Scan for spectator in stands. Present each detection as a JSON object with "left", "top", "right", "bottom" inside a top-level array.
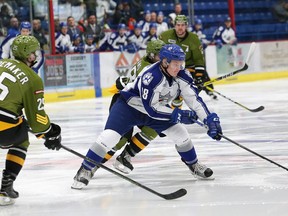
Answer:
[
  {"left": 0, "top": 21, "right": 31, "bottom": 59},
  {"left": 150, "top": 11, "right": 157, "bottom": 23},
  {"left": 112, "top": 2, "right": 125, "bottom": 25},
  {"left": 32, "top": 19, "right": 48, "bottom": 49},
  {"left": 70, "top": 33, "right": 85, "bottom": 53},
  {"left": 85, "top": 14, "right": 105, "bottom": 44},
  {"left": 272, "top": 0, "right": 288, "bottom": 22},
  {"left": 84, "top": 0, "right": 96, "bottom": 16},
  {"left": 130, "top": 0, "right": 144, "bottom": 21},
  {"left": 126, "top": 22, "right": 144, "bottom": 52},
  {"left": 0, "top": 5, "right": 12, "bottom": 31},
  {"left": 84, "top": 34, "right": 97, "bottom": 53},
  {"left": 168, "top": 3, "right": 182, "bottom": 28},
  {"left": 77, "top": 17, "right": 87, "bottom": 33},
  {"left": 156, "top": 11, "right": 168, "bottom": 36},
  {"left": 107, "top": 23, "right": 127, "bottom": 51},
  {"left": 67, "top": 16, "right": 83, "bottom": 42},
  {"left": 96, "top": 0, "right": 117, "bottom": 26},
  {"left": 7, "top": 17, "right": 19, "bottom": 36},
  {"left": 212, "top": 16, "right": 238, "bottom": 67},
  {"left": 0, "top": 0, "right": 14, "bottom": 17},
  {"left": 55, "top": 22, "right": 72, "bottom": 54},
  {"left": 212, "top": 16, "right": 237, "bottom": 48},
  {"left": 142, "top": 22, "right": 157, "bottom": 49},
  {"left": 191, "top": 19, "right": 210, "bottom": 49},
  {"left": 127, "top": 17, "right": 137, "bottom": 30},
  {"left": 139, "top": 10, "right": 151, "bottom": 32},
  {"left": 0, "top": 21, "right": 44, "bottom": 73},
  {"left": 112, "top": 2, "right": 131, "bottom": 26},
  {"left": 54, "top": 18, "right": 61, "bottom": 33}
]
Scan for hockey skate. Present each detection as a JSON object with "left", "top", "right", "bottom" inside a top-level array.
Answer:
[
  {"left": 182, "top": 159, "right": 214, "bottom": 180},
  {"left": 71, "top": 166, "right": 93, "bottom": 190},
  {"left": 0, "top": 170, "right": 18, "bottom": 206},
  {"left": 113, "top": 149, "right": 134, "bottom": 174}
]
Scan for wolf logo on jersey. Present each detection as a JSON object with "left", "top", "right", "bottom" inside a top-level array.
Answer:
[{"left": 142, "top": 72, "right": 153, "bottom": 85}]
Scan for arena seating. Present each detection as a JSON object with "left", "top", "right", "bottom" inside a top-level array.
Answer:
[{"left": 143, "top": 0, "right": 288, "bottom": 42}]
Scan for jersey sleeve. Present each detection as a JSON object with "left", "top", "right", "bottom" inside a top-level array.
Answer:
[
  {"left": 177, "top": 70, "right": 211, "bottom": 121},
  {"left": 189, "top": 34, "right": 205, "bottom": 67},
  {"left": 22, "top": 73, "right": 51, "bottom": 134},
  {"left": 0, "top": 36, "right": 14, "bottom": 59}
]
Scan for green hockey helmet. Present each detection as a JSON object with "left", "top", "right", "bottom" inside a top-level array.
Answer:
[
  {"left": 11, "top": 35, "right": 40, "bottom": 61},
  {"left": 146, "top": 39, "right": 166, "bottom": 60},
  {"left": 174, "top": 15, "right": 188, "bottom": 25}
]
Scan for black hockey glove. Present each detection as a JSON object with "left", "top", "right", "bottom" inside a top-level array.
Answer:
[
  {"left": 115, "top": 76, "right": 130, "bottom": 90},
  {"left": 194, "top": 69, "right": 205, "bottom": 88},
  {"left": 44, "top": 123, "right": 62, "bottom": 150}
]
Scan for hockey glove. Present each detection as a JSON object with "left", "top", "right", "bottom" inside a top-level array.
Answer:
[
  {"left": 171, "top": 108, "right": 198, "bottom": 124},
  {"left": 115, "top": 76, "right": 130, "bottom": 90},
  {"left": 215, "top": 39, "right": 223, "bottom": 49},
  {"left": 204, "top": 113, "right": 222, "bottom": 141},
  {"left": 194, "top": 69, "right": 205, "bottom": 88},
  {"left": 44, "top": 123, "right": 62, "bottom": 150}
]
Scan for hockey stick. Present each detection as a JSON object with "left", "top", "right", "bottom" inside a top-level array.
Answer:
[
  {"left": 218, "top": 134, "right": 288, "bottom": 172},
  {"left": 194, "top": 120, "right": 288, "bottom": 172},
  {"left": 205, "top": 86, "right": 265, "bottom": 112},
  {"left": 203, "top": 42, "right": 256, "bottom": 87},
  {"left": 61, "top": 144, "right": 187, "bottom": 200}
]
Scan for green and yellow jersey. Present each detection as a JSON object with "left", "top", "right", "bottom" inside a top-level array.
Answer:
[
  {"left": 128, "top": 55, "right": 152, "bottom": 82},
  {"left": 159, "top": 29, "right": 205, "bottom": 68},
  {"left": 109, "top": 55, "right": 153, "bottom": 94},
  {"left": 0, "top": 59, "right": 50, "bottom": 133}
]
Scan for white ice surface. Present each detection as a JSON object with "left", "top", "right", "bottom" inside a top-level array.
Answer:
[{"left": 1, "top": 78, "right": 288, "bottom": 216}]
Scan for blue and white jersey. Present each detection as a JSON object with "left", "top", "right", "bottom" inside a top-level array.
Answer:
[
  {"left": 108, "top": 32, "right": 127, "bottom": 51},
  {"left": 0, "top": 34, "right": 44, "bottom": 73},
  {"left": 55, "top": 32, "right": 72, "bottom": 53},
  {"left": 156, "top": 22, "right": 169, "bottom": 36},
  {"left": 212, "top": 26, "right": 236, "bottom": 45},
  {"left": 121, "top": 62, "right": 211, "bottom": 121},
  {"left": 84, "top": 43, "right": 96, "bottom": 53},
  {"left": 141, "top": 32, "right": 157, "bottom": 49},
  {"left": 0, "top": 34, "right": 15, "bottom": 59},
  {"left": 138, "top": 20, "right": 150, "bottom": 33},
  {"left": 126, "top": 31, "right": 145, "bottom": 49}
]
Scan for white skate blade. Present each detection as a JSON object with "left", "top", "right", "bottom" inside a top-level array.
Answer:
[
  {"left": 0, "top": 193, "right": 15, "bottom": 206},
  {"left": 71, "top": 180, "right": 86, "bottom": 190},
  {"left": 191, "top": 172, "right": 215, "bottom": 180},
  {"left": 113, "top": 160, "right": 132, "bottom": 174}
]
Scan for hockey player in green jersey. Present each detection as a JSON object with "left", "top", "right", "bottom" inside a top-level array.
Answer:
[
  {"left": 0, "top": 35, "right": 62, "bottom": 205},
  {"left": 159, "top": 15, "right": 217, "bottom": 100}
]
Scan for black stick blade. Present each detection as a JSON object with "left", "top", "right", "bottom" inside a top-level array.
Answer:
[
  {"left": 250, "top": 106, "right": 265, "bottom": 112},
  {"left": 161, "top": 188, "right": 187, "bottom": 200}
]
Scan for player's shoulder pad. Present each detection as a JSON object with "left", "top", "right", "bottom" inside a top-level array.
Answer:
[
  {"left": 1, "top": 34, "right": 16, "bottom": 45},
  {"left": 110, "top": 32, "right": 118, "bottom": 39},
  {"left": 177, "top": 69, "right": 194, "bottom": 83},
  {"left": 218, "top": 26, "right": 224, "bottom": 31},
  {"left": 141, "top": 63, "right": 162, "bottom": 87}
]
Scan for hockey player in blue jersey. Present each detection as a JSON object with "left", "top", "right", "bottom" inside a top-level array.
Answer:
[
  {"left": 72, "top": 44, "right": 222, "bottom": 189},
  {"left": 0, "top": 21, "right": 44, "bottom": 73}
]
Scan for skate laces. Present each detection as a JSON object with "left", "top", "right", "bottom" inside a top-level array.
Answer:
[
  {"left": 192, "top": 162, "right": 207, "bottom": 173},
  {"left": 123, "top": 152, "right": 131, "bottom": 162}
]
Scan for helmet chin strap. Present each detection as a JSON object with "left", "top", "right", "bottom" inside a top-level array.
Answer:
[{"left": 160, "top": 59, "right": 171, "bottom": 77}]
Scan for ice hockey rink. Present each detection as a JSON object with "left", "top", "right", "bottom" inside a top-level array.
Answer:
[{"left": 1, "top": 78, "right": 288, "bottom": 216}]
